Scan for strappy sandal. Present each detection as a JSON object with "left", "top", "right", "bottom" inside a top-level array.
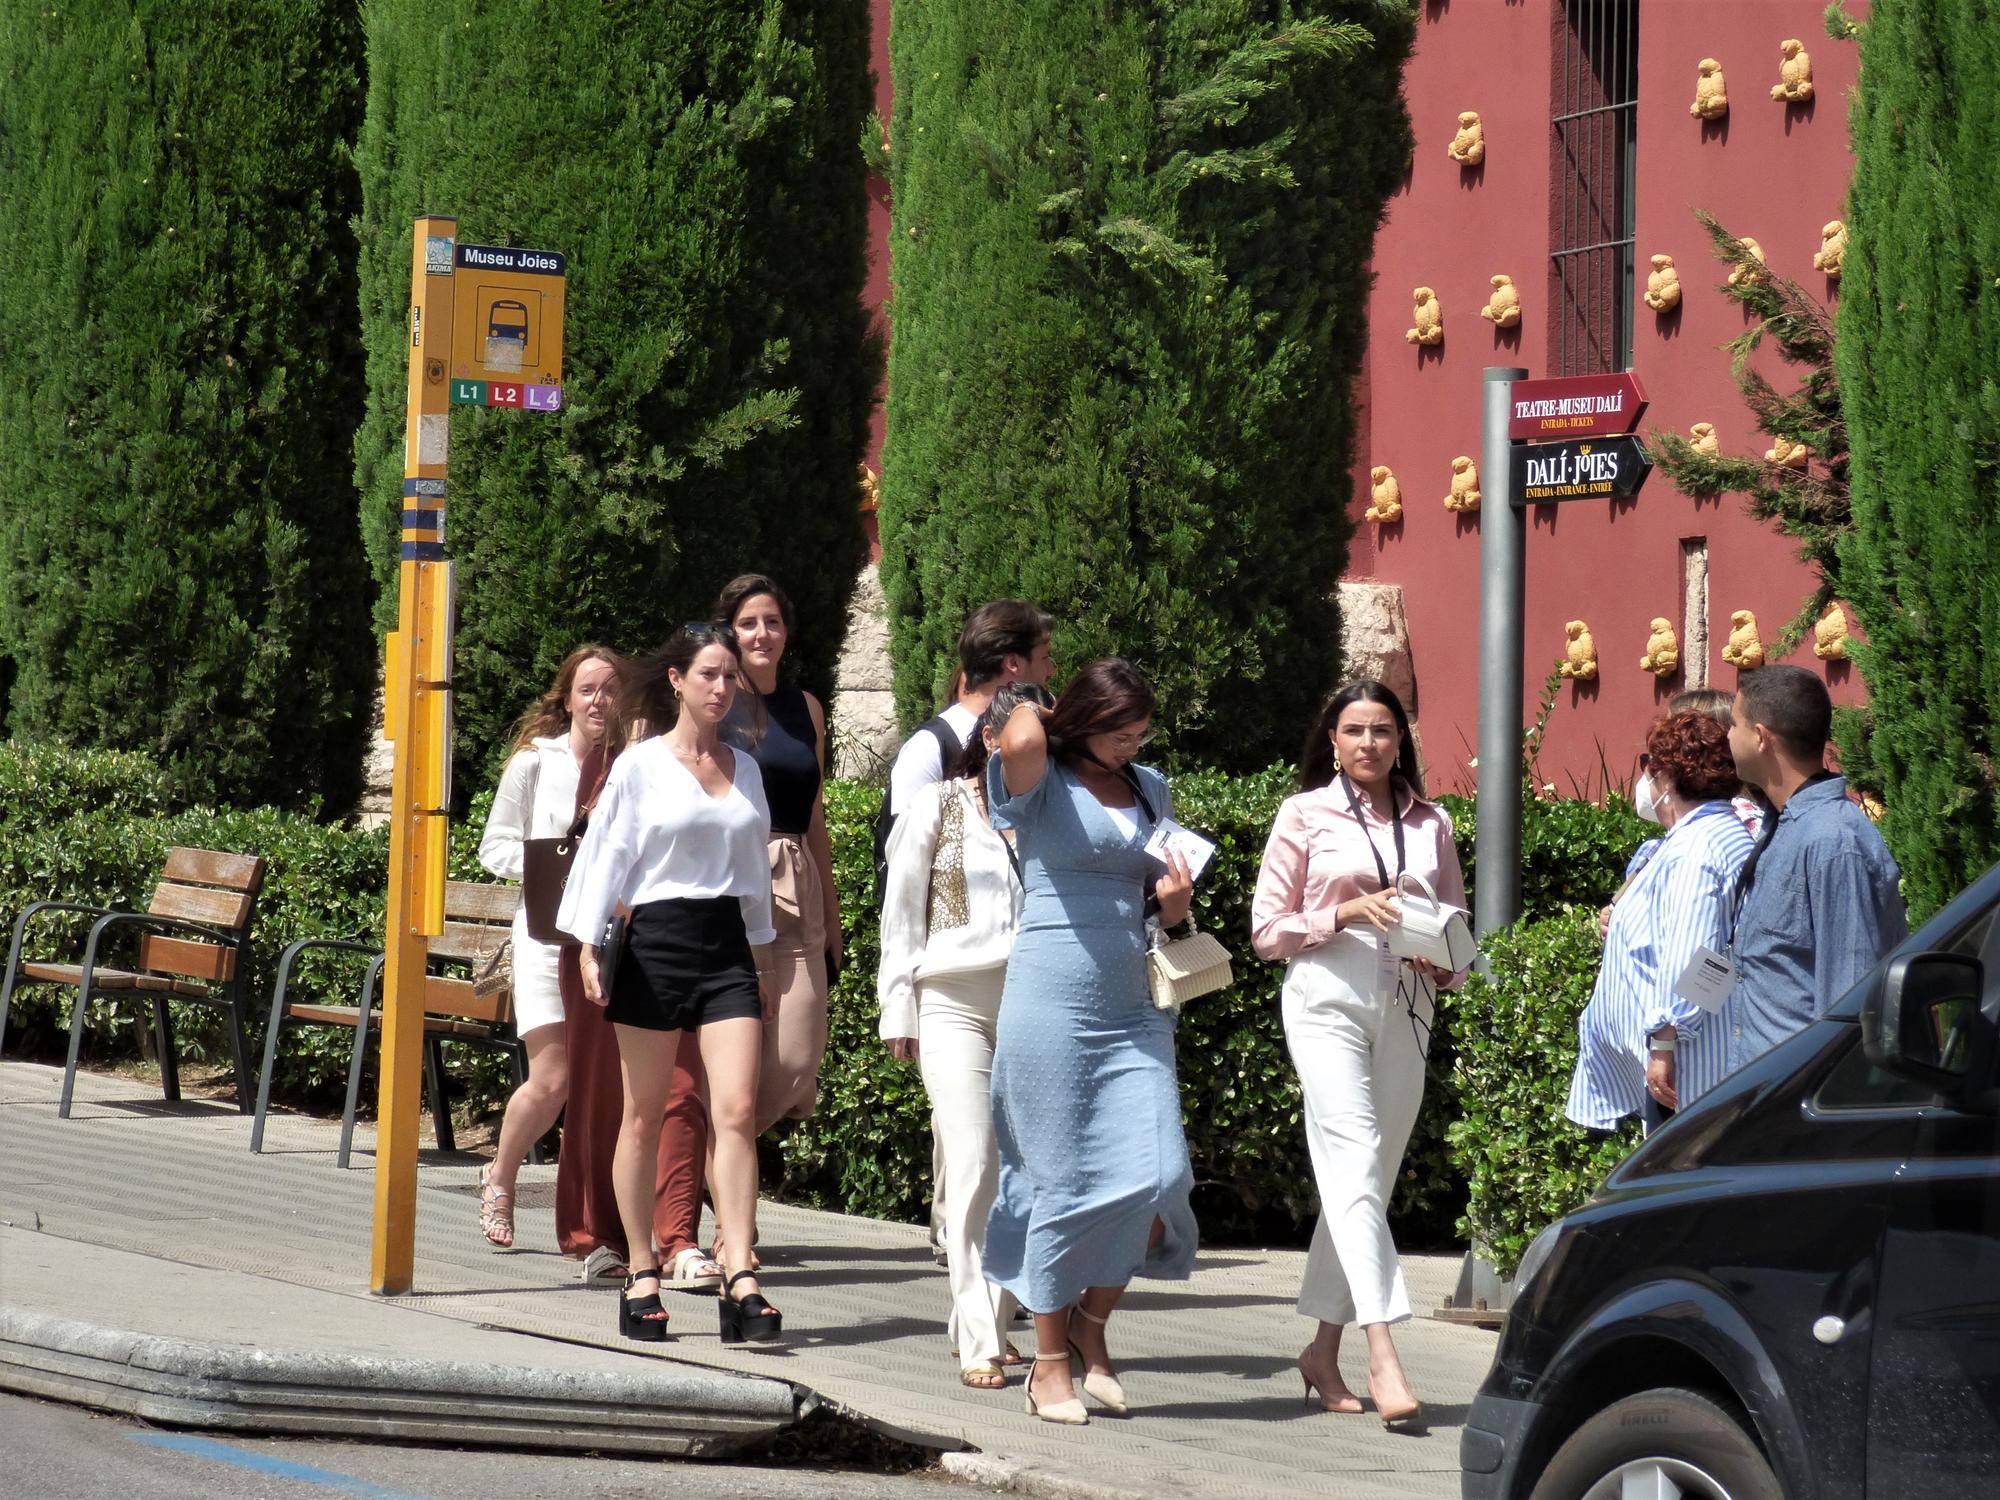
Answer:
[
  {"left": 1068, "top": 1305, "right": 1128, "bottom": 1414},
  {"left": 477, "top": 1167, "right": 514, "bottom": 1249},
  {"left": 618, "top": 1268, "right": 670, "bottom": 1342},
  {"left": 718, "top": 1269, "right": 782, "bottom": 1345},
  {"left": 960, "top": 1360, "right": 1006, "bottom": 1389},
  {"left": 666, "top": 1245, "right": 723, "bottom": 1291}
]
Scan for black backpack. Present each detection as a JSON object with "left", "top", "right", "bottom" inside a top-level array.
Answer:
[{"left": 873, "top": 715, "right": 966, "bottom": 899}]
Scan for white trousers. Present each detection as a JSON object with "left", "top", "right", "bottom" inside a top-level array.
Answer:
[
  {"left": 917, "top": 968, "right": 1015, "bottom": 1365},
  {"left": 1282, "top": 937, "right": 1434, "bottom": 1328}
]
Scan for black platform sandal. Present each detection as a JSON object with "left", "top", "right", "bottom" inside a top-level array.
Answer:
[
  {"left": 619, "top": 1268, "right": 670, "bottom": 1342},
  {"left": 718, "top": 1268, "right": 783, "bottom": 1345}
]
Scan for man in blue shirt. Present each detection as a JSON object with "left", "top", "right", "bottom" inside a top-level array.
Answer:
[{"left": 1725, "top": 666, "right": 1906, "bottom": 1070}]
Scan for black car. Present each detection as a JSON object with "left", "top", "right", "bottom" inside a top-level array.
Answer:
[{"left": 1462, "top": 863, "right": 2000, "bottom": 1500}]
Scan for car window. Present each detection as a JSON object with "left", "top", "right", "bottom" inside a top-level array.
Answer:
[
  {"left": 1813, "top": 905, "right": 1999, "bottom": 1112},
  {"left": 1814, "top": 1034, "right": 1940, "bottom": 1109}
]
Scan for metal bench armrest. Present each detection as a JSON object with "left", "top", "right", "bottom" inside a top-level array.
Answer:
[
  {"left": 4, "top": 902, "right": 118, "bottom": 994},
  {"left": 78, "top": 911, "right": 244, "bottom": 992},
  {"left": 272, "top": 938, "right": 386, "bottom": 1018}
]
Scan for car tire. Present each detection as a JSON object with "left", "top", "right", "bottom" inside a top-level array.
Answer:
[{"left": 1527, "top": 1387, "right": 1781, "bottom": 1500}]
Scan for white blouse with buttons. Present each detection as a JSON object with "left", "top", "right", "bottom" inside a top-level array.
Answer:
[{"left": 557, "top": 737, "right": 776, "bottom": 949}]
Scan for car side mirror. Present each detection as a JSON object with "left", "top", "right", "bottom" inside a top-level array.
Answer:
[{"left": 1863, "top": 952, "right": 1995, "bottom": 1098}]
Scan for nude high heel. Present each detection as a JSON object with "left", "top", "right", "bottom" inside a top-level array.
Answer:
[
  {"left": 1295, "top": 1349, "right": 1364, "bottom": 1414},
  {"left": 1024, "top": 1352, "right": 1088, "bottom": 1426},
  {"left": 1068, "top": 1306, "right": 1128, "bottom": 1414}
]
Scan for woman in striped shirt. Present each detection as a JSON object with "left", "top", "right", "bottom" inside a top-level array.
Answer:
[{"left": 1566, "top": 711, "right": 1756, "bottom": 1134}]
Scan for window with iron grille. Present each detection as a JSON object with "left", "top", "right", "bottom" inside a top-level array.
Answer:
[{"left": 1549, "top": 0, "right": 1639, "bottom": 376}]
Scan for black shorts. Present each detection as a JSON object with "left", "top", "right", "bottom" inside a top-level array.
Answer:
[{"left": 607, "top": 896, "right": 762, "bottom": 1032}]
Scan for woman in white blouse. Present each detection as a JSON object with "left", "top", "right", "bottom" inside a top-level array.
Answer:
[
  {"left": 878, "top": 681, "right": 1049, "bottom": 1391},
  {"left": 474, "top": 645, "right": 621, "bottom": 1250},
  {"left": 558, "top": 623, "right": 783, "bottom": 1345}
]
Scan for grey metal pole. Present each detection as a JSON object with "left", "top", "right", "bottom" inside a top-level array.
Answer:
[{"left": 1475, "top": 367, "right": 1528, "bottom": 952}]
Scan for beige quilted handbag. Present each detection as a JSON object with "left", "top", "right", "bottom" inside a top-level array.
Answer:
[{"left": 1146, "top": 928, "right": 1234, "bottom": 1012}]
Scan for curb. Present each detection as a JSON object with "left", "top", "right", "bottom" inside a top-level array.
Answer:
[
  {"left": 941, "top": 1450, "right": 1152, "bottom": 1500},
  {"left": 0, "top": 1305, "right": 803, "bottom": 1459}
]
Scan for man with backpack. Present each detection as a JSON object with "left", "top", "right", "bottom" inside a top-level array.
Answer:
[
  {"left": 875, "top": 599, "right": 1055, "bottom": 888},
  {"left": 874, "top": 598, "right": 1053, "bottom": 1266}
]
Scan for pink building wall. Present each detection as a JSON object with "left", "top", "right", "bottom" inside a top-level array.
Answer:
[
  {"left": 1352, "top": 1, "right": 1862, "bottom": 793},
  {"left": 859, "top": 2, "right": 1862, "bottom": 786}
]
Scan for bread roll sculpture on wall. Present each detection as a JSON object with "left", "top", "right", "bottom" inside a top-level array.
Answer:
[
  {"left": 1641, "top": 619, "right": 1681, "bottom": 678},
  {"left": 1559, "top": 621, "right": 1599, "bottom": 681},
  {"left": 1814, "top": 220, "right": 1847, "bottom": 279},
  {"left": 1447, "top": 111, "right": 1485, "bottom": 166},
  {"left": 1813, "top": 601, "right": 1850, "bottom": 661},
  {"left": 1481, "top": 274, "right": 1521, "bottom": 329},
  {"left": 1406, "top": 286, "right": 1443, "bottom": 346},
  {"left": 1727, "top": 236, "right": 1767, "bottom": 289},
  {"left": 1689, "top": 421, "right": 1721, "bottom": 456},
  {"left": 1765, "top": 437, "right": 1809, "bottom": 469},
  {"left": 1691, "top": 58, "right": 1729, "bottom": 120},
  {"left": 1366, "top": 465, "right": 1404, "bottom": 524},
  {"left": 1445, "top": 455, "right": 1481, "bottom": 513},
  {"left": 1723, "top": 610, "right": 1766, "bottom": 670},
  {"left": 1772, "top": 39, "right": 1814, "bottom": 103},
  {"left": 1646, "top": 254, "right": 1683, "bottom": 313}
]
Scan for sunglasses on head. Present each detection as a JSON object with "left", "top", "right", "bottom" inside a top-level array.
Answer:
[{"left": 679, "top": 621, "right": 734, "bottom": 644}]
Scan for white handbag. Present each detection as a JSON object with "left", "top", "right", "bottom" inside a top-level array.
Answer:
[
  {"left": 1146, "top": 927, "right": 1234, "bottom": 1012},
  {"left": 1387, "top": 872, "right": 1476, "bottom": 973}
]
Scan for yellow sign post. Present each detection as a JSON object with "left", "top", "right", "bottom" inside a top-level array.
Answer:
[{"left": 376, "top": 218, "right": 564, "bottom": 1295}]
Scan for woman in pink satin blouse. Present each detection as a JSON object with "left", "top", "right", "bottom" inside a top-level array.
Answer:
[{"left": 1250, "top": 680, "right": 1467, "bottom": 1433}]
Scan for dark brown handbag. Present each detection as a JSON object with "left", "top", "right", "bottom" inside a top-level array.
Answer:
[
  {"left": 520, "top": 748, "right": 611, "bottom": 944},
  {"left": 521, "top": 813, "right": 587, "bottom": 943}
]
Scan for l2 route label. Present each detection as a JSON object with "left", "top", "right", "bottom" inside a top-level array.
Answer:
[{"left": 450, "top": 379, "right": 562, "bottom": 410}]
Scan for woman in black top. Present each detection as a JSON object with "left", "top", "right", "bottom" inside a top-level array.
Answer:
[
  {"left": 652, "top": 574, "right": 841, "bottom": 1273},
  {"left": 719, "top": 576, "right": 842, "bottom": 1132}
]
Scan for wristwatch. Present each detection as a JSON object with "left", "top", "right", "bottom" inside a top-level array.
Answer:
[{"left": 1648, "top": 1033, "right": 1678, "bottom": 1054}]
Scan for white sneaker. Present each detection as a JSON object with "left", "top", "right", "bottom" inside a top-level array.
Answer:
[{"left": 579, "top": 1245, "right": 628, "bottom": 1283}]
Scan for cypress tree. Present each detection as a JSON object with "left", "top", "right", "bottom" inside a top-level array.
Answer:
[
  {"left": 354, "top": 2, "right": 876, "bottom": 794},
  {"left": 880, "top": 2, "right": 1413, "bottom": 766},
  {"left": 0, "top": 1, "right": 374, "bottom": 812},
  {"left": 1832, "top": 0, "right": 2000, "bottom": 920}
]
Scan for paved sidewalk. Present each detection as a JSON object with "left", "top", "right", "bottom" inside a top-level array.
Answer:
[{"left": 0, "top": 1062, "right": 1493, "bottom": 1498}]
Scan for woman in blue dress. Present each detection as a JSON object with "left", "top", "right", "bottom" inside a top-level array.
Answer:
[{"left": 986, "top": 658, "right": 1197, "bottom": 1425}]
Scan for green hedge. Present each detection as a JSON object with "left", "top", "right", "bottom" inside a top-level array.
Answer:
[
  {"left": 3, "top": 742, "right": 1648, "bottom": 1254},
  {"left": 0, "top": 745, "right": 503, "bottom": 1112},
  {"left": 1443, "top": 907, "right": 1642, "bottom": 1277}
]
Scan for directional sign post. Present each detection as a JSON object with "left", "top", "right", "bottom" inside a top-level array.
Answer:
[
  {"left": 375, "top": 219, "right": 564, "bottom": 1297},
  {"left": 1476, "top": 369, "right": 1650, "bottom": 950}
]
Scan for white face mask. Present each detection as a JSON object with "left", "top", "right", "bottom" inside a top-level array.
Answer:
[{"left": 1634, "top": 771, "right": 1663, "bottom": 826}]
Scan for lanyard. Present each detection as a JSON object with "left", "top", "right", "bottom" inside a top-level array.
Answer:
[
  {"left": 1341, "top": 773, "right": 1406, "bottom": 893},
  {"left": 1727, "top": 771, "right": 1835, "bottom": 943}
]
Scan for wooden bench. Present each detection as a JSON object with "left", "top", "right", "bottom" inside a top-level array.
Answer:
[
  {"left": 250, "top": 880, "right": 532, "bottom": 1168},
  {"left": 0, "top": 847, "right": 268, "bottom": 1118}
]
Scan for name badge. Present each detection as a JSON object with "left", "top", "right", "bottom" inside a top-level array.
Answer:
[
  {"left": 1375, "top": 933, "right": 1400, "bottom": 994},
  {"left": 1673, "top": 945, "right": 1738, "bottom": 1013}
]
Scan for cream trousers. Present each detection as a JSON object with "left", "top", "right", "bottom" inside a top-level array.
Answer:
[
  {"left": 1282, "top": 936, "right": 1434, "bottom": 1328},
  {"left": 917, "top": 967, "right": 1015, "bottom": 1365}
]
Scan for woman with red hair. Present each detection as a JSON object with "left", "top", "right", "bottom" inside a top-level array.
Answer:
[{"left": 1566, "top": 711, "right": 1756, "bottom": 1135}]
